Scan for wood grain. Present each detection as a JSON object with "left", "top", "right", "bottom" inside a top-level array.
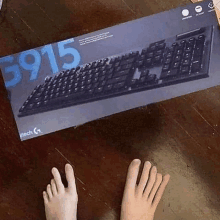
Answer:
[{"left": 0, "top": 0, "right": 220, "bottom": 219}]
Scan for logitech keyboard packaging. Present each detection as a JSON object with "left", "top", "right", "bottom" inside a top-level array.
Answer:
[{"left": 0, "top": 0, "right": 219, "bottom": 141}]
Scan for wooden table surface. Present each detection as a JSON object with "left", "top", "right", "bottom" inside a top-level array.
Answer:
[{"left": 0, "top": 0, "right": 220, "bottom": 219}]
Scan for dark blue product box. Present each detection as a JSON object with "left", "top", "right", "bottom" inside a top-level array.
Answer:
[{"left": 0, "top": 0, "right": 219, "bottom": 141}]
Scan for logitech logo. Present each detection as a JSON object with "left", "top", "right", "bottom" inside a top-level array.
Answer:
[{"left": 20, "top": 127, "right": 42, "bottom": 139}]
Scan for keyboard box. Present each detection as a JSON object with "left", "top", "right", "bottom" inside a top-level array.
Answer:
[{"left": 0, "top": 0, "right": 220, "bottom": 141}]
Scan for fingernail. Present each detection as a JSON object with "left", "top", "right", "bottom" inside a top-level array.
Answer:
[
  {"left": 66, "top": 164, "right": 72, "bottom": 169},
  {"left": 133, "top": 159, "right": 140, "bottom": 164}
]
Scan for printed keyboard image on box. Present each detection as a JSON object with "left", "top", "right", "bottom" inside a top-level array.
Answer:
[{"left": 18, "top": 25, "right": 214, "bottom": 117}]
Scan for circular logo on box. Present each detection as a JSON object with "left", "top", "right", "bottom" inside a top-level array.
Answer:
[
  {"left": 195, "top": 5, "right": 203, "bottom": 13},
  {"left": 182, "top": 9, "right": 189, "bottom": 16},
  {"left": 208, "top": 2, "right": 214, "bottom": 9}
]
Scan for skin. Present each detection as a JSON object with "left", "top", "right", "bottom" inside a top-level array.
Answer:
[
  {"left": 43, "top": 159, "right": 170, "bottom": 220},
  {"left": 120, "top": 159, "right": 170, "bottom": 220},
  {"left": 43, "top": 164, "right": 78, "bottom": 220}
]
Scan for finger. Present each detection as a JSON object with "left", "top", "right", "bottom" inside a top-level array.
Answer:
[
  {"left": 124, "top": 159, "right": 141, "bottom": 191},
  {"left": 47, "top": 184, "right": 53, "bottom": 199},
  {"left": 143, "top": 166, "right": 157, "bottom": 198},
  {"left": 52, "top": 167, "right": 64, "bottom": 193},
  {"left": 148, "top": 173, "right": 163, "bottom": 203},
  {"left": 51, "top": 179, "right": 57, "bottom": 195},
  {"left": 151, "top": 174, "right": 170, "bottom": 210},
  {"left": 65, "top": 164, "right": 77, "bottom": 192},
  {"left": 137, "top": 161, "right": 151, "bottom": 195},
  {"left": 43, "top": 191, "right": 49, "bottom": 204}
]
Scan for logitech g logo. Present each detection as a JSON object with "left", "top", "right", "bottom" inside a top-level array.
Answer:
[
  {"left": 20, "top": 127, "right": 42, "bottom": 139},
  {"left": 34, "top": 127, "right": 41, "bottom": 134}
]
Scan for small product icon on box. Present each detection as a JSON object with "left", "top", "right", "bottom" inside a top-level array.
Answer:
[
  {"left": 208, "top": 2, "right": 214, "bottom": 9},
  {"left": 182, "top": 9, "right": 190, "bottom": 16},
  {"left": 195, "top": 5, "right": 203, "bottom": 12}
]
